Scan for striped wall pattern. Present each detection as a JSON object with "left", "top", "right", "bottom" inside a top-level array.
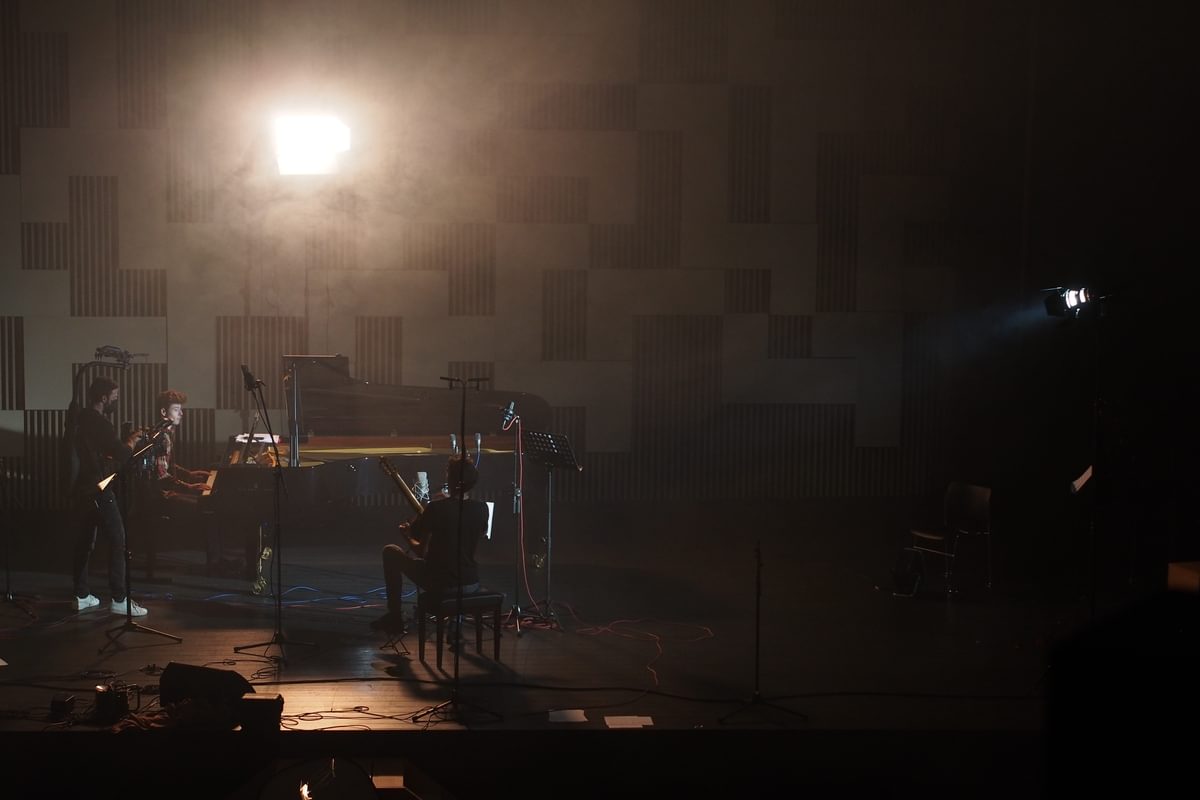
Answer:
[
  {"left": 20, "top": 223, "right": 69, "bottom": 270},
  {"left": 447, "top": 361, "right": 494, "bottom": 388},
  {"left": 640, "top": 0, "right": 728, "bottom": 83},
  {"left": 215, "top": 316, "right": 308, "bottom": 410},
  {"left": 816, "top": 133, "right": 859, "bottom": 312},
  {"left": 116, "top": 0, "right": 169, "bottom": 129},
  {"left": 448, "top": 252, "right": 496, "bottom": 316},
  {"left": 448, "top": 128, "right": 497, "bottom": 176},
  {"left": 590, "top": 132, "right": 683, "bottom": 269},
  {"left": 541, "top": 271, "right": 587, "bottom": 361},
  {"left": 0, "top": 456, "right": 23, "bottom": 511},
  {"left": 67, "top": 176, "right": 168, "bottom": 317},
  {"left": 398, "top": 222, "right": 494, "bottom": 274},
  {"left": 21, "top": 409, "right": 68, "bottom": 510},
  {"left": 767, "top": 315, "right": 814, "bottom": 359},
  {"left": 773, "top": 0, "right": 964, "bottom": 40},
  {"left": 497, "top": 175, "right": 589, "bottom": 224},
  {"left": 172, "top": 406, "right": 220, "bottom": 471},
  {"left": 1, "top": 316, "right": 24, "bottom": 410},
  {"left": 498, "top": 84, "right": 638, "bottom": 131},
  {"left": 899, "top": 313, "right": 941, "bottom": 493},
  {"left": 729, "top": 85, "right": 772, "bottom": 224},
  {"left": 0, "top": 0, "right": 18, "bottom": 174},
  {"left": 305, "top": 220, "right": 359, "bottom": 273},
  {"left": 401, "top": 0, "right": 499, "bottom": 34},
  {"left": 16, "top": 31, "right": 69, "bottom": 128},
  {"left": 632, "top": 315, "right": 723, "bottom": 497},
  {"left": 904, "top": 220, "right": 957, "bottom": 271},
  {"left": 166, "top": 130, "right": 215, "bottom": 223},
  {"left": 355, "top": 316, "right": 404, "bottom": 386},
  {"left": 724, "top": 269, "right": 771, "bottom": 313}
]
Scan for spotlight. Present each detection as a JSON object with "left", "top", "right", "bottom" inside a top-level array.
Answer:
[
  {"left": 1043, "top": 286, "right": 1096, "bottom": 318},
  {"left": 272, "top": 114, "right": 350, "bottom": 175}
]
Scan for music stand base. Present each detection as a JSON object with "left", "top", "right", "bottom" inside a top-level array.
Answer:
[
  {"left": 719, "top": 691, "right": 807, "bottom": 725},
  {"left": 100, "top": 620, "right": 183, "bottom": 653},
  {"left": 233, "top": 630, "right": 317, "bottom": 664},
  {"left": 412, "top": 689, "right": 502, "bottom": 725}
]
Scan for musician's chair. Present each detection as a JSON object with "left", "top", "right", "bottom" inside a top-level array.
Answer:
[{"left": 416, "top": 588, "right": 503, "bottom": 669}]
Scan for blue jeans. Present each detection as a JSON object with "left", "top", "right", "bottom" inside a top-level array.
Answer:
[{"left": 72, "top": 491, "right": 127, "bottom": 601}]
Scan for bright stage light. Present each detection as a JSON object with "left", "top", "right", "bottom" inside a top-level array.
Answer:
[
  {"left": 1043, "top": 286, "right": 1096, "bottom": 318},
  {"left": 272, "top": 114, "right": 350, "bottom": 175}
]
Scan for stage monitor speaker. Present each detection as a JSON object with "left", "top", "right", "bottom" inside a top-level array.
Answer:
[{"left": 160, "top": 661, "right": 254, "bottom": 708}]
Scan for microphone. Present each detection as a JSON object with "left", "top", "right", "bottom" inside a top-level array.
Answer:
[
  {"left": 241, "top": 364, "right": 261, "bottom": 392},
  {"left": 501, "top": 401, "right": 516, "bottom": 429},
  {"left": 475, "top": 432, "right": 482, "bottom": 459}
]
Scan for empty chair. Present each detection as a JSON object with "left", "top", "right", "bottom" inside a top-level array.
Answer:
[{"left": 906, "top": 482, "right": 992, "bottom": 596}]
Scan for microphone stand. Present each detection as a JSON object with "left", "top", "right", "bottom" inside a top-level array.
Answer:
[
  {"left": 233, "top": 364, "right": 316, "bottom": 665},
  {"left": 719, "top": 542, "right": 805, "bottom": 725},
  {"left": 413, "top": 376, "right": 501, "bottom": 725},
  {"left": 101, "top": 424, "right": 182, "bottom": 653}
]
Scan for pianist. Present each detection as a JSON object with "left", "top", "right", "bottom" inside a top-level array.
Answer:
[
  {"left": 372, "top": 455, "right": 490, "bottom": 634},
  {"left": 150, "top": 389, "right": 223, "bottom": 573}
]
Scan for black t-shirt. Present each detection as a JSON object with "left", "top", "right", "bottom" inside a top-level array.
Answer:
[
  {"left": 409, "top": 496, "right": 488, "bottom": 591},
  {"left": 73, "top": 408, "right": 131, "bottom": 498}
]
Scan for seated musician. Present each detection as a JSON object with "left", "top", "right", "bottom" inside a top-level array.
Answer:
[
  {"left": 372, "top": 454, "right": 489, "bottom": 634},
  {"left": 149, "top": 389, "right": 224, "bottom": 573}
]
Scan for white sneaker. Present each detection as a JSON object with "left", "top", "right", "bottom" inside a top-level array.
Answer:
[
  {"left": 110, "top": 598, "right": 148, "bottom": 617},
  {"left": 73, "top": 594, "right": 100, "bottom": 611}
]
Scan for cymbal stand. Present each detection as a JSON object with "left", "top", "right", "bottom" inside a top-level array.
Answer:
[
  {"left": 233, "top": 361, "right": 316, "bottom": 665},
  {"left": 719, "top": 542, "right": 805, "bottom": 725},
  {"left": 101, "top": 427, "right": 182, "bottom": 653},
  {"left": 413, "top": 375, "right": 501, "bottom": 725}
]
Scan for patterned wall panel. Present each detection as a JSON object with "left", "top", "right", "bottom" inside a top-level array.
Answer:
[
  {"left": 546, "top": 404, "right": 586, "bottom": 500},
  {"left": 0, "top": 455, "right": 26, "bottom": 510},
  {"left": 447, "top": 129, "right": 497, "bottom": 176},
  {"left": 66, "top": 176, "right": 167, "bottom": 317},
  {"left": 724, "top": 269, "right": 770, "bottom": 313},
  {"left": 355, "top": 316, "right": 404, "bottom": 386},
  {"left": 17, "top": 31, "right": 69, "bottom": 128},
  {"left": 401, "top": 0, "right": 499, "bottom": 34},
  {"left": 497, "top": 176, "right": 589, "bottom": 224},
  {"left": 443, "top": 226, "right": 496, "bottom": 316},
  {"left": 447, "top": 361, "right": 494, "bottom": 388},
  {"left": 541, "top": 271, "right": 587, "bottom": 361},
  {"left": 590, "top": 131, "right": 682, "bottom": 269},
  {"left": 20, "top": 223, "right": 69, "bottom": 270},
  {"left": 1, "top": 317, "right": 24, "bottom": 410},
  {"left": 729, "top": 85, "right": 772, "bottom": 223},
  {"left": 398, "top": 222, "right": 493, "bottom": 273},
  {"left": 22, "top": 409, "right": 67, "bottom": 510},
  {"left": 116, "top": 0, "right": 169, "bottom": 129},
  {"left": 767, "top": 315, "right": 813, "bottom": 359},
  {"left": 899, "top": 313, "right": 942, "bottom": 493},
  {"left": 640, "top": 0, "right": 728, "bottom": 83},
  {"left": 173, "top": 406, "right": 220, "bottom": 471},
  {"left": 718, "top": 403, "right": 855, "bottom": 497},
  {"left": 816, "top": 132, "right": 859, "bottom": 312},
  {"left": 499, "top": 84, "right": 638, "bottom": 131},
  {"left": 166, "top": 129, "right": 215, "bottom": 223},
  {"left": 0, "top": 0, "right": 17, "bottom": 174},
  {"left": 632, "top": 315, "right": 722, "bottom": 497},
  {"left": 215, "top": 317, "right": 308, "bottom": 410}
]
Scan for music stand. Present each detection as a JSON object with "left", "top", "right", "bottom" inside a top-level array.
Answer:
[
  {"left": 521, "top": 430, "right": 581, "bottom": 629},
  {"left": 233, "top": 362, "right": 316, "bottom": 664},
  {"left": 100, "top": 427, "right": 183, "bottom": 653}
]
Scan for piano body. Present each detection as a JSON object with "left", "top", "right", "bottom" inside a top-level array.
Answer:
[{"left": 201, "top": 355, "right": 552, "bottom": 545}]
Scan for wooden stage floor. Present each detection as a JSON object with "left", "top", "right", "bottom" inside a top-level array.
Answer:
[{"left": 0, "top": 498, "right": 1178, "bottom": 797}]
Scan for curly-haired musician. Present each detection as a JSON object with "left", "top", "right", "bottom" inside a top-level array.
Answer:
[{"left": 372, "top": 455, "right": 490, "bottom": 633}]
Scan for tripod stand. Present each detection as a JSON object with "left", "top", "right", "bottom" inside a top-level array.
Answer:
[
  {"left": 101, "top": 426, "right": 182, "bottom": 653},
  {"left": 520, "top": 430, "right": 580, "bottom": 629},
  {"left": 719, "top": 542, "right": 806, "bottom": 725},
  {"left": 412, "top": 375, "right": 500, "bottom": 725},
  {"left": 233, "top": 362, "right": 316, "bottom": 664}
]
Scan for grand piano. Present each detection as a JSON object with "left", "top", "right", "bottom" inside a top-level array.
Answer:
[{"left": 201, "top": 355, "right": 552, "bottom": 548}]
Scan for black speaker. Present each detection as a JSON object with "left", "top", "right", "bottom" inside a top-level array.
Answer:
[{"left": 160, "top": 662, "right": 254, "bottom": 708}]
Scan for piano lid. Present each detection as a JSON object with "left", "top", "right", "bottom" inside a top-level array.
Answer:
[{"left": 282, "top": 354, "right": 552, "bottom": 440}]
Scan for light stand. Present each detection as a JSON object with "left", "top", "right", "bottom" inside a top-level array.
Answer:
[
  {"left": 233, "top": 362, "right": 316, "bottom": 664},
  {"left": 719, "top": 542, "right": 806, "bottom": 725},
  {"left": 100, "top": 424, "right": 183, "bottom": 652},
  {"left": 502, "top": 404, "right": 525, "bottom": 635},
  {"left": 520, "top": 430, "right": 581, "bottom": 629},
  {"left": 412, "top": 375, "right": 501, "bottom": 725}
]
